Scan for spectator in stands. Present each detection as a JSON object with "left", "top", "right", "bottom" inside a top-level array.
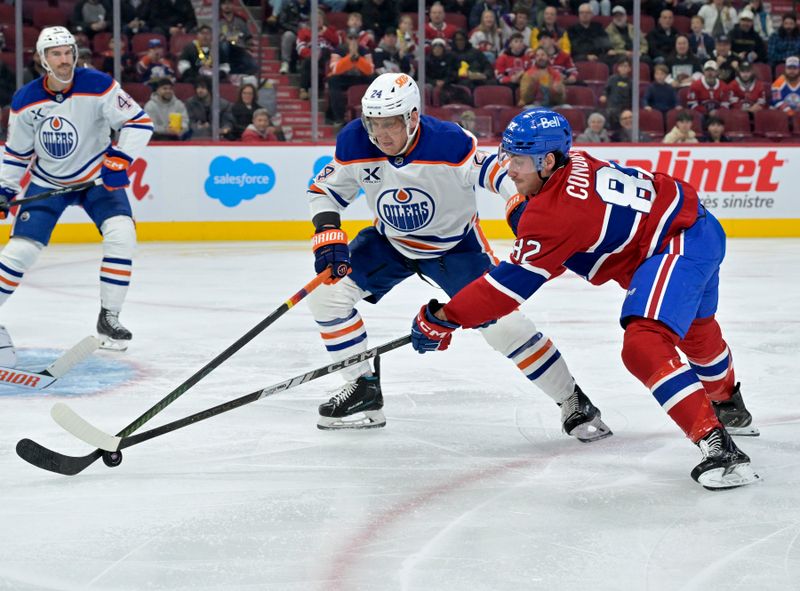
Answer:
[
  {"left": 663, "top": 110, "right": 699, "bottom": 142},
  {"left": 771, "top": 54, "right": 800, "bottom": 115},
  {"left": 278, "top": 0, "right": 310, "bottom": 74},
  {"left": 713, "top": 35, "right": 738, "bottom": 83},
  {"left": 600, "top": 57, "right": 633, "bottom": 124},
  {"left": 362, "top": 0, "right": 400, "bottom": 40},
  {"left": 120, "top": 0, "right": 148, "bottom": 38},
  {"left": 648, "top": 0, "right": 696, "bottom": 20},
  {"left": 101, "top": 37, "right": 138, "bottom": 83},
  {"left": 531, "top": 6, "right": 570, "bottom": 54},
  {"left": 567, "top": 2, "right": 611, "bottom": 62},
  {"left": 539, "top": 31, "right": 577, "bottom": 84},
  {"left": 344, "top": 12, "right": 377, "bottom": 50},
  {"left": 452, "top": 29, "right": 494, "bottom": 87},
  {"left": 70, "top": 26, "right": 91, "bottom": 51},
  {"left": 729, "top": 60, "right": 768, "bottom": 112},
  {"left": 374, "top": 30, "right": 406, "bottom": 74},
  {"left": 611, "top": 109, "right": 638, "bottom": 142},
  {"left": 72, "top": 0, "right": 110, "bottom": 38},
  {"left": 445, "top": 0, "right": 473, "bottom": 21},
  {"left": 768, "top": 13, "right": 800, "bottom": 67},
  {"left": 687, "top": 60, "right": 730, "bottom": 118},
  {"left": 145, "top": 78, "right": 190, "bottom": 141},
  {"left": 220, "top": 0, "right": 250, "bottom": 46},
  {"left": 495, "top": 32, "right": 532, "bottom": 90},
  {"left": 667, "top": 35, "right": 702, "bottom": 87},
  {"left": 701, "top": 115, "right": 731, "bottom": 142},
  {"left": 501, "top": 5, "right": 533, "bottom": 48},
  {"left": 427, "top": 38, "right": 460, "bottom": 103},
  {"left": 697, "top": 0, "right": 738, "bottom": 37},
  {"left": 229, "top": 34, "right": 259, "bottom": 76},
  {"left": 397, "top": 14, "right": 419, "bottom": 60},
  {"left": 23, "top": 53, "right": 46, "bottom": 84},
  {"left": 241, "top": 108, "right": 285, "bottom": 142},
  {"left": 427, "top": 2, "right": 460, "bottom": 44},
  {"left": 518, "top": 47, "right": 565, "bottom": 106},
  {"left": 606, "top": 6, "right": 649, "bottom": 63},
  {"left": 469, "top": 0, "right": 509, "bottom": 31},
  {"left": 689, "top": 15, "right": 715, "bottom": 61},
  {"left": 178, "top": 25, "right": 231, "bottom": 83},
  {"left": 326, "top": 31, "right": 375, "bottom": 126},
  {"left": 745, "top": 0, "right": 774, "bottom": 41},
  {"left": 140, "top": 0, "right": 197, "bottom": 38},
  {"left": 77, "top": 48, "right": 95, "bottom": 70},
  {"left": 730, "top": 9, "right": 767, "bottom": 64},
  {"left": 470, "top": 10, "right": 504, "bottom": 63},
  {"left": 0, "top": 60, "right": 14, "bottom": 109},
  {"left": 644, "top": 63, "right": 678, "bottom": 113},
  {"left": 185, "top": 77, "right": 235, "bottom": 139},
  {"left": 231, "top": 83, "right": 262, "bottom": 139},
  {"left": 647, "top": 9, "right": 678, "bottom": 64},
  {"left": 575, "top": 112, "right": 612, "bottom": 143},
  {"left": 296, "top": 8, "right": 340, "bottom": 100},
  {"left": 137, "top": 39, "right": 175, "bottom": 85}
]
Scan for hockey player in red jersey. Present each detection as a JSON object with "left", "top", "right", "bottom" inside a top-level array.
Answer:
[{"left": 410, "top": 108, "right": 760, "bottom": 490}]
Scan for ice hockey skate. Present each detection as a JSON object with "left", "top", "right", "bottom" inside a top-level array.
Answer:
[
  {"left": 318, "top": 356, "right": 385, "bottom": 430},
  {"left": 559, "top": 384, "right": 613, "bottom": 443},
  {"left": 712, "top": 383, "right": 759, "bottom": 436},
  {"left": 691, "top": 427, "right": 760, "bottom": 490},
  {"left": 97, "top": 308, "right": 132, "bottom": 351}
]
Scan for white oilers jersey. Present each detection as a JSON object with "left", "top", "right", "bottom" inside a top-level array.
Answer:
[
  {"left": 308, "top": 115, "right": 516, "bottom": 259},
  {"left": 0, "top": 68, "right": 153, "bottom": 191}
]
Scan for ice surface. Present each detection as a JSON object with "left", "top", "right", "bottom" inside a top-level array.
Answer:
[{"left": 0, "top": 240, "right": 798, "bottom": 591}]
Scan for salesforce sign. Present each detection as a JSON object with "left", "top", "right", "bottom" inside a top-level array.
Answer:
[{"left": 204, "top": 156, "right": 276, "bottom": 207}]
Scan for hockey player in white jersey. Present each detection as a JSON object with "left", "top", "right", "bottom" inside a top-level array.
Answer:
[
  {"left": 0, "top": 27, "right": 153, "bottom": 350},
  {"left": 306, "top": 73, "right": 612, "bottom": 441}
]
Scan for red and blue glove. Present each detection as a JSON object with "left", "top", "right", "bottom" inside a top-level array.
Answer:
[
  {"left": 505, "top": 194, "right": 528, "bottom": 236},
  {"left": 0, "top": 186, "right": 15, "bottom": 220},
  {"left": 411, "top": 299, "right": 460, "bottom": 353},
  {"left": 100, "top": 147, "right": 133, "bottom": 191},
  {"left": 312, "top": 227, "right": 350, "bottom": 283}
]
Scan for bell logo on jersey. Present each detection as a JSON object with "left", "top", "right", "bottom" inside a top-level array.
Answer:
[
  {"left": 376, "top": 187, "right": 435, "bottom": 231},
  {"left": 39, "top": 116, "right": 78, "bottom": 160}
]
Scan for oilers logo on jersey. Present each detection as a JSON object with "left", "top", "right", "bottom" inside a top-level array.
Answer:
[
  {"left": 39, "top": 116, "right": 78, "bottom": 159},
  {"left": 377, "top": 187, "right": 435, "bottom": 231}
]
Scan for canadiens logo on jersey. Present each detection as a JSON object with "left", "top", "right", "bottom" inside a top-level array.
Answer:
[
  {"left": 377, "top": 187, "right": 435, "bottom": 231},
  {"left": 38, "top": 116, "right": 79, "bottom": 160}
]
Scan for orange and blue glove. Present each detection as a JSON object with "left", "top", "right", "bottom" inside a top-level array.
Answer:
[
  {"left": 312, "top": 226, "right": 350, "bottom": 283},
  {"left": 100, "top": 147, "right": 133, "bottom": 191}
]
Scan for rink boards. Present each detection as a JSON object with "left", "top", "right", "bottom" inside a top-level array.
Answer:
[{"left": 1, "top": 143, "right": 798, "bottom": 242}]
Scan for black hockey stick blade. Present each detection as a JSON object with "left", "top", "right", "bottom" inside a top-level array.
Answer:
[
  {"left": 48, "top": 335, "right": 411, "bottom": 467},
  {"left": 16, "top": 439, "right": 102, "bottom": 476}
]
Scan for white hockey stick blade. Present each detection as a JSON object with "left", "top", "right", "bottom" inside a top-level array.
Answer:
[
  {"left": 45, "top": 336, "right": 101, "bottom": 379},
  {"left": 0, "top": 366, "right": 57, "bottom": 389},
  {"left": 50, "top": 403, "right": 122, "bottom": 452}
]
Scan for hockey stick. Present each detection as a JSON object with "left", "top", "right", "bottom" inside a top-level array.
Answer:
[
  {"left": 0, "top": 336, "right": 99, "bottom": 390},
  {"left": 15, "top": 271, "right": 330, "bottom": 475},
  {"left": 10, "top": 179, "right": 101, "bottom": 207},
  {"left": 21, "top": 335, "right": 411, "bottom": 474}
]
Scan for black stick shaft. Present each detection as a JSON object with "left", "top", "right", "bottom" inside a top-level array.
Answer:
[
  {"left": 120, "top": 335, "right": 412, "bottom": 450},
  {"left": 11, "top": 180, "right": 98, "bottom": 206}
]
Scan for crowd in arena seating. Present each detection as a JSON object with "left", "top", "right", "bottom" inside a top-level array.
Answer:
[{"left": 2, "top": 0, "right": 800, "bottom": 143}]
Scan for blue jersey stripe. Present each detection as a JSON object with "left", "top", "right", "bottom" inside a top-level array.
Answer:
[
  {"left": 35, "top": 145, "right": 108, "bottom": 180},
  {"left": 478, "top": 153, "right": 497, "bottom": 189},
  {"left": 528, "top": 350, "right": 561, "bottom": 380},
  {"left": 0, "top": 262, "right": 24, "bottom": 278},
  {"left": 655, "top": 181, "right": 685, "bottom": 255},
  {"left": 316, "top": 309, "right": 358, "bottom": 327},
  {"left": 325, "top": 332, "right": 367, "bottom": 351},
  {"left": 2, "top": 160, "right": 28, "bottom": 169},
  {"left": 100, "top": 277, "right": 130, "bottom": 286},
  {"left": 123, "top": 123, "right": 155, "bottom": 131},
  {"left": 508, "top": 332, "right": 544, "bottom": 359},
  {"left": 490, "top": 261, "right": 547, "bottom": 300},
  {"left": 5, "top": 145, "right": 34, "bottom": 158},
  {"left": 103, "top": 257, "right": 132, "bottom": 265}
]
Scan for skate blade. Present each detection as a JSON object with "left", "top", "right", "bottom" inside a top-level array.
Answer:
[
  {"left": 568, "top": 416, "right": 613, "bottom": 443},
  {"left": 727, "top": 424, "right": 760, "bottom": 437},
  {"left": 98, "top": 336, "right": 129, "bottom": 352},
  {"left": 317, "top": 409, "right": 386, "bottom": 431},
  {"left": 697, "top": 463, "right": 761, "bottom": 490}
]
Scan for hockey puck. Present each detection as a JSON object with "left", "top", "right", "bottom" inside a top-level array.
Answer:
[{"left": 102, "top": 450, "right": 123, "bottom": 467}]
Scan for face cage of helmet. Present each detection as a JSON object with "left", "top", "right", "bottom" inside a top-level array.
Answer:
[
  {"left": 41, "top": 44, "right": 78, "bottom": 85},
  {"left": 361, "top": 108, "right": 420, "bottom": 156}
]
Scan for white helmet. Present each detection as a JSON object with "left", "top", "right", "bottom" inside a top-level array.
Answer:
[
  {"left": 361, "top": 73, "right": 421, "bottom": 153},
  {"left": 37, "top": 26, "right": 78, "bottom": 84}
]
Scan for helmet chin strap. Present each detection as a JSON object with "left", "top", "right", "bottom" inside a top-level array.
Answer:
[{"left": 41, "top": 49, "right": 76, "bottom": 86}]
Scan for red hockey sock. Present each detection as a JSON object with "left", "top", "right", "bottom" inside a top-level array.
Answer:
[{"left": 679, "top": 315, "right": 736, "bottom": 402}]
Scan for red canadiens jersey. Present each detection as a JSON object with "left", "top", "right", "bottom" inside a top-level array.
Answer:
[
  {"left": 687, "top": 78, "right": 731, "bottom": 113},
  {"left": 443, "top": 151, "right": 700, "bottom": 328},
  {"left": 494, "top": 51, "right": 532, "bottom": 84},
  {"left": 729, "top": 78, "right": 769, "bottom": 110}
]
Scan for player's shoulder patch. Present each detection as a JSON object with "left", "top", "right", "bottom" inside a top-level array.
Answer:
[
  {"left": 10, "top": 78, "right": 49, "bottom": 113},
  {"left": 334, "top": 119, "right": 384, "bottom": 163},
  {"left": 410, "top": 116, "right": 475, "bottom": 165},
  {"left": 72, "top": 68, "right": 115, "bottom": 96}
]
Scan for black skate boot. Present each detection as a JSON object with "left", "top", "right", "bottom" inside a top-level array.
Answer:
[
  {"left": 691, "top": 427, "right": 760, "bottom": 490},
  {"left": 558, "top": 384, "right": 613, "bottom": 443},
  {"left": 97, "top": 308, "right": 132, "bottom": 351},
  {"left": 317, "top": 356, "right": 385, "bottom": 430},
  {"left": 712, "top": 383, "right": 759, "bottom": 436}
]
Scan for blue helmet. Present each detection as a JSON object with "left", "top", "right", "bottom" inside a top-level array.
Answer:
[{"left": 500, "top": 108, "right": 572, "bottom": 172}]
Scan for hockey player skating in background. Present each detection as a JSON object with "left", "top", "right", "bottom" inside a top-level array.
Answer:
[
  {"left": 0, "top": 27, "right": 153, "bottom": 350},
  {"left": 411, "top": 108, "right": 759, "bottom": 490},
  {"left": 307, "top": 73, "right": 611, "bottom": 441}
]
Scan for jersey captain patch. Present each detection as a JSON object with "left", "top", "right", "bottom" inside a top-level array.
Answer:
[
  {"left": 376, "top": 187, "right": 435, "bottom": 231},
  {"left": 38, "top": 116, "right": 79, "bottom": 159}
]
